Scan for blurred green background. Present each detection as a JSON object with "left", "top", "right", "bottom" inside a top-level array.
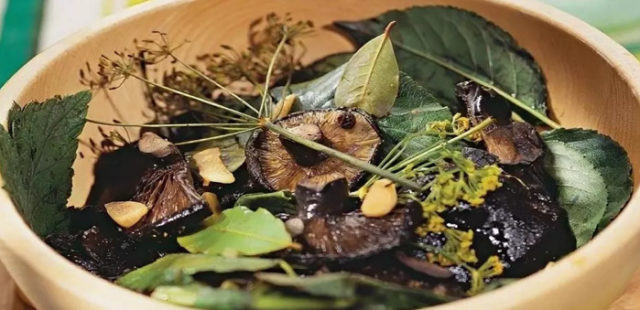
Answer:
[{"left": 0, "top": 0, "right": 639, "bottom": 86}]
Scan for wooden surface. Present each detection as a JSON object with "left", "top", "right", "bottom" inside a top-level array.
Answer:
[{"left": 1, "top": 260, "right": 639, "bottom": 309}]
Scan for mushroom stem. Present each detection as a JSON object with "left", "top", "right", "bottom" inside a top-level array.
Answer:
[
  {"left": 263, "top": 121, "right": 422, "bottom": 191},
  {"left": 280, "top": 124, "right": 330, "bottom": 167}
]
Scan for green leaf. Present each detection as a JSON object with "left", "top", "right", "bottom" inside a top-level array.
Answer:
[
  {"left": 117, "top": 254, "right": 283, "bottom": 292},
  {"left": 542, "top": 129, "right": 633, "bottom": 234},
  {"left": 152, "top": 283, "right": 250, "bottom": 310},
  {"left": 289, "top": 52, "right": 353, "bottom": 82},
  {"left": 0, "top": 91, "right": 91, "bottom": 236},
  {"left": 178, "top": 206, "right": 293, "bottom": 255},
  {"left": 334, "top": 23, "right": 400, "bottom": 117},
  {"left": 335, "top": 6, "right": 550, "bottom": 124},
  {"left": 271, "top": 64, "right": 345, "bottom": 111},
  {"left": 151, "top": 283, "right": 354, "bottom": 310},
  {"left": 378, "top": 72, "right": 451, "bottom": 156},
  {"left": 256, "top": 272, "right": 451, "bottom": 309},
  {"left": 234, "top": 191, "right": 297, "bottom": 215}
]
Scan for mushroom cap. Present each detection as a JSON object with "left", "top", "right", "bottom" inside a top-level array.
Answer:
[{"left": 246, "top": 109, "right": 382, "bottom": 191}]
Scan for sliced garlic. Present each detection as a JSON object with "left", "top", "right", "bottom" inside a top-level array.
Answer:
[
  {"left": 105, "top": 201, "right": 149, "bottom": 228},
  {"left": 192, "top": 147, "right": 235, "bottom": 186},
  {"left": 138, "top": 132, "right": 174, "bottom": 158},
  {"left": 202, "top": 192, "right": 221, "bottom": 214},
  {"left": 361, "top": 178, "right": 397, "bottom": 218},
  {"left": 273, "top": 94, "right": 297, "bottom": 119}
]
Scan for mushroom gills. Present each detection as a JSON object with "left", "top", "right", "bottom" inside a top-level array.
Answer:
[{"left": 246, "top": 109, "right": 382, "bottom": 191}]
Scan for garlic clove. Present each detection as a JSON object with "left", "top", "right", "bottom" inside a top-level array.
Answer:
[
  {"left": 105, "top": 201, "right": 149, "bottom": 228},
  {"left": 192, "top": 147, "right": 235, "bottom": 185},
  {"left": 361, "top": 178, "right": 397, "bottom": 218}
]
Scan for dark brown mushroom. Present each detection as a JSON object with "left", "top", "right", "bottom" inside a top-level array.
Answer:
[
  {"left": 126, "top": 134, "right": 212, "bottom": 240},
  {"left": 300, "top": 206, "right": 421, "bottom": 259},
  {"left": 457, "top": 81, "right": 543, "bottom": 165},
  {"left": 246, "top": 109, "right": 382, "bottom": 191},
  {"left": 295, "top": 172, "right": 350, "bottom": 219}
]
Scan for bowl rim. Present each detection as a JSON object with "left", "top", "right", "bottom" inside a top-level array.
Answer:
[{"left": 0, "top": 0, "right": 639, "bottom": 309}]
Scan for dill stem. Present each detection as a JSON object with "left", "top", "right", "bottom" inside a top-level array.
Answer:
[
  {"left": 389, "top": 118, "right": 495, "bottom": 172},
  {"left": 172, "top": 57, "right": 260, "bottom": 115},
  {"left": 128, "top": 74, "right": 258, "bottom": 122},
  {"left": 259, "top": 29, "right": 289, "bottom": 118},
  {"left": 173, "top": 127, "right": 257, "bottom": 146},
  {"left": 87, "top": 119, "right": 258, "bottom": 129},
  {"left": 264, "top": 121, "right": 422, "bottom": 191}
]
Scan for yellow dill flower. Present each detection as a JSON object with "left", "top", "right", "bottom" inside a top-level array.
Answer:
[
  {"left": 479, "top": 255, "right": 504, "bottom": 277},
  {"left": 427, "top": 214, "right": 446, "bottom": 233},
  {"left": 452, "top": 113, "right": 471, "bottom": 134},
  {"left": 427, "top": 120, "right": 451, "bottom": 138}
]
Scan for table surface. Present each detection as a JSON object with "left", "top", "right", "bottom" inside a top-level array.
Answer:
[{"left": 2, "top": 262, "right": 639, "bottom": 309}]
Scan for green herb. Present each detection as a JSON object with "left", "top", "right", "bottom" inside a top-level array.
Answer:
[
  {"left": 152, "top": 283, "right": 354, "bottom": 310},
  {"left": 151, "top": 283, "right": 249, "bottom": 310},
  {"left": 335, "top": 6, "right": 556, "bottom": 127},
  {"left": 234, "top": 191, "right": 296, "bottom": 214},
  {"left": 271, "top": 64, "right": 345, "bottom": 111},
  {"left": 117, "top": 254, "right": 285, "bottom": 292},
  {"left": 335, "top": 22, "right": 400, "bottom": 117},
  {"left": 256, "top": 272, "right": 451, "bottom": 309},
  {"left": 542, "top": 129, "right": 633, "bottom": 245},
  {"left": 178, "top": 206, "right": 295, "bottom": 255},
  {"left": 0, "top": 91, "right": 90, "bottom": 236},
  {"left": 377, "top": 72, "right": 452, "bottom": 156},
  {"left": 290, "top": 52, "right": 352, "bottom": 80}
]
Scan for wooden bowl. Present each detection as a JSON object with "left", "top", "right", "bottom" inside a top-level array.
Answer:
[{"left": 0, "top": 0, "right": 639, "bottom": 309}]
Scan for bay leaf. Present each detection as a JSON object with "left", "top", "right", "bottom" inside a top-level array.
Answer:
[
  {"left": 335, "top": 6, "right": 548, "bottom": 122},
  {"left": 234, "top": 191, "right": 297, "bottom": 215},
  {"left": 542, "top": 129, "right": 633, "bottom": 236},
  {"left": 334, "top": 23, "right": 400, "bottom": 117},
  {"left": 256, "top": 272, "right": 451, "bottom": 309},
  {"left": 177, "top": 207, "right": 293, "bottom": 255},
  {"left": 117, "top": 254, "right": 283, "bottom": 292}
]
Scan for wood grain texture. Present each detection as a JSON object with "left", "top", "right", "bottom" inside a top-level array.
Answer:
[{"left": 0, "top": 0, "right": 639, "bottom": 309}]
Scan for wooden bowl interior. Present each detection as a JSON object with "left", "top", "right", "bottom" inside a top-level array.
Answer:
[{"left": 1, "top": 0, "right": 639, "bottom": 309}]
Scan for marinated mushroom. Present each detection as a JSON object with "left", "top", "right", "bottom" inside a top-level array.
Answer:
[
  {"left": 246, "top": 109, "right": 382, "bottom": 191},
  {"left": 300, "top": 206, "right": 420, "bottom": 259},
  {"left": 295, "top": 172, "right": 351, "bottom": 219},
  {"left": 127, "top": 139, "right": 211, "bottom": 240},
  {"left": 457, "top": 81, "right": 543, "bottom": 165}
]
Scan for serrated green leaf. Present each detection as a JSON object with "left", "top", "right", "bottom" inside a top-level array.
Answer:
[
  {"left": 152, "top": 283, "right": 250, "bottom": 310},
  {"left": 234, "top": 191, "right": 296, "bottom": 215},
  {"left": 178, "top": 207, "right": 293, "bottom": 255},
  {"left": 378, "top": 72, "right": 451, "bottom": 157},
  {"left": 542, "top": 129, "right": 633, "bottom": 233},
  {"left": 542, "top": 133, "right": 608, "bottom": 247},
  {"left": 335, "top": 6, "right": 548, "bottom": 121},
  {"left": 256, "top": 272, "right": 451, "bottom": 309},
  {"left": 117, "top": 254, "right": 282, "bottom": 292},
  {"left": 0, "top": 91, "right": 91, "bottom": 236},
  {"left": 335, "top": 25, "right": 400, "bottom": 117}
]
